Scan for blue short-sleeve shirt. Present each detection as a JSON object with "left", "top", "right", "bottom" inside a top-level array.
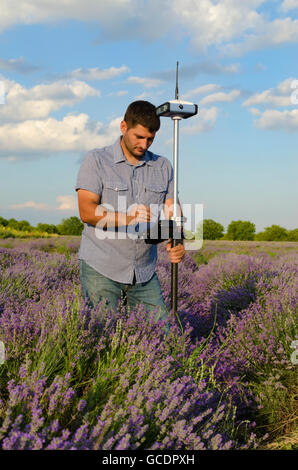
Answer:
[{"left": 75, "top": 136, "right": 174, "bottom": 284}]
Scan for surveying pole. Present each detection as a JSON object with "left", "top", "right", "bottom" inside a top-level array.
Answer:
[{"left": 156, "top": 62, "right": 198, "bottom": 316}]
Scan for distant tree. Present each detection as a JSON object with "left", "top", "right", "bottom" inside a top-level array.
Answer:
[
  {"left": 0, "top": 217, "right": 8, "bottom": 227},
  {"left": 226, "top": 220, "right": 256, "bottom": 241},
  {"left": 6, "top": 218, "right": 19, "bottom": 230},
  {"left": 6, "top": 218, "right": 34, "bottom": 231},
  {"left": 17, "top": 220, "right": 33, "bottom": 231},
  {"left": 36, "top": 223, "right": 58, "bottom": 234},
  {"left": 255, "top": 224, "right": 288, "bottom": 241},
  {"left": 57, "top": 216, "right": 84, "bottom": 236},
  {"left": 287, "top": 228, "right": 298, "bottom": 242},
  {"left": 200, "top": 219, "right": 224, "bottom": 240}
]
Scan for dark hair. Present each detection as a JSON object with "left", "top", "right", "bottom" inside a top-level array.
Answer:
[{"left": 124, "top": 100, "right": 160, "bottom": 132}]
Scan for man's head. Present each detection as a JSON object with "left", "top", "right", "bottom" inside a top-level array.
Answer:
[
  {"left": 120, "top": 100, "right": 160, "bottom": 161},
  {"left": 123, "top": 100, "right": 160, "bottom": 133}
]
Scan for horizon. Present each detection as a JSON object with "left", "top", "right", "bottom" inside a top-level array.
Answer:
[
  {"left": 0, "top": 213, "right": 296, "bottom": 236},
  {"left": 0, "top": 1, "right": 297, "bottom": 233}
]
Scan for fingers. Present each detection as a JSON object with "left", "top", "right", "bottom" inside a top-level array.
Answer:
[
  {"left": 136, "top": 205, "right": 151, "bottom": 222},
  {"left": 166, "top": 242, "right": 185, "bottom": 263},
  {"left": 128, "top": 204, "right": 151, "bottom": 223}
]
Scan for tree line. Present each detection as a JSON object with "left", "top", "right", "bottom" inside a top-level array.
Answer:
[
  {"left": 0, "top": 216, "right": 84, "bottom": 236},
  {"left": 195, "top": 219, "right": 298, "bottom": 241},
  {"left": 0, "top": 216, "right": 297, "bottom": 241}
]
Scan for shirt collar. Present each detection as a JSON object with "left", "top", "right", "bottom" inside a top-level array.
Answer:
[{"left": 113, "top": 136, "right": 153, "bottom": 166}]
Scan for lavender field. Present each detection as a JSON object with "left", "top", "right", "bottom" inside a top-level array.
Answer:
[{"left": 0, "top": 237, "right": 297, "bottom": 450}]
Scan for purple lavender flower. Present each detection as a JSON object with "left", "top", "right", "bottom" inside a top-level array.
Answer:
[{"left": 1, "top": 242, "right": 296, "bottom": 450}]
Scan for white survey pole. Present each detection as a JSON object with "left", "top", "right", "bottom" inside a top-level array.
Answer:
[
  {"left": 156, "top": 61, "right": 198, "bottom": 316},
  {"left": 172, "top": 116, "right": 181, "bottom": 219}
]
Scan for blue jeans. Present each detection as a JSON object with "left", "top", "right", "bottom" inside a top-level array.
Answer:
[{"left": 80, "top": 260, "right": 170, "bottom": 327}]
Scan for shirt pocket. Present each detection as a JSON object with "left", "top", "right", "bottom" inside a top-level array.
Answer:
[
  {"left": 144, "top": 182, "right": 168, "bottom": 207},
  {"left": 102, "top": 180, "right": 128, "bottom": 211}
]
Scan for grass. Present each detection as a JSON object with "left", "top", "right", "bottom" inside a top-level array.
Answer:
[{"left": 261, "top": 430, "right": 298, "bottom": 450}]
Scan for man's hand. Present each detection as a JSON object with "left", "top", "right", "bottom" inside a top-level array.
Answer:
[
  {"left": 127, "top": 204, "right": 151, "bottom": 224},
  {"left": 166, "top": 240, "right": 185, "bottom": 263}
]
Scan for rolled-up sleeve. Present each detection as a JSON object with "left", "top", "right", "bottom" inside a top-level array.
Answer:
[{"left": 75, "top": 150, "right": 103, "bottom": 195}]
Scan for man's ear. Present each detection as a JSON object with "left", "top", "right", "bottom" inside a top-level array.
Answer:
[{"left": 120, "top": 120, "right": 127, "bottom": 135}]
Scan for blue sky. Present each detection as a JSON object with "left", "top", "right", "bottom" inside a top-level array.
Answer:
[{"left": 0, "top": 0, "right": 297, "bottom": 233}]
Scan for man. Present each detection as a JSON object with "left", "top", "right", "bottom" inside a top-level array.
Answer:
[{"left": 75, "top": 100, "right": 185, "bottom": 329}]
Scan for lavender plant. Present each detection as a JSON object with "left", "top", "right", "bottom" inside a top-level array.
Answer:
[{"left": 0, "top": 241, "right": 297, "bottom": 449}]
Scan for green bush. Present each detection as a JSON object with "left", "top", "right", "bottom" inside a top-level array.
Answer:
[
  {"left": 255, "top": 225, "right": 289, "bottom": 241},
  {"left": 0, "top": 217, "right": 8, "bottom": 227},
  {"left": 36, "top": 223, "right": 58, "bottom": 234},
  {"left": 287, "top": 228, "right": 298, "bottom": 241},
  {"left": 198, "top": 219, "right": 224, "bottom": 240},
  {"left": 57, "top": 216, "right": 84, "bottom": 236},
  {"left": 0, "top": 225, "right": 57, "bottom": 239},
  {"left": 226, "top": 220, "right": 256, "bottom": 241},
  {"left": 6, "top": 218, "right": 20, "bottom": 230},
  {"left": 7, "top": 218, "right": 34, "bottom": 232}
]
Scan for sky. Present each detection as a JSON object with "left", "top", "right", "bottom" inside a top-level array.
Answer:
[{"left": 0, "top": 0, "right": 297, "bottom": 233}]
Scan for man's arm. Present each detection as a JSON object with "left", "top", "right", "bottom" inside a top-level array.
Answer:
[{"left": 77, "top": 189, "right": 151, "bottom": 228}]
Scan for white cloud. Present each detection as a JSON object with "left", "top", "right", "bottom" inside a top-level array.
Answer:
[
  {"left": 133, "top": 92, "right": 152, "bottom": 101},
  {"left": 182, "top": 84, "right": 241, "bottom": 106},
  {"left": 0, "top": 81, "right": 4, "bottom": 104},
  {"left": 10, "top": 201, "right": 52, "bottom": 210},
  {"left": 243, "top": 78, "right": 298, "bottom": 131},
  {"left": 181, "top": 84, "right": 221, "bottom": 100},
  {"left": 70, "top": 65, "right": 129, "bottom": 81},
  {"left": 0, "top": 0, "right": 173, "bottom": 42},
  {"left": 244, "top": 90, "right": 289, "bottom": 108},
  {"left": 172, "top": 0, "right": 263, "bottom": 48},
  {"left": 223, "top": 63, "right": 240, "bottom": 74},
  {"left": 155, "top": 62, "right": 240, "bottom": 83},
  {"left": 0, "top": 77, "right": 100, "bottom": 123},
  {"left": 0, "top": 0, "right": 137, "bottom": 32},
  {"left": 56, "top": 195, "right": 77, "bottom": 210},
  {"left": 1, "top": 1, "right": 298, "bottom": 55},
  {"left": 0, "top": 113, "right": 122, "bottom": 158},
  {"left": 243, "top": 78, "right": 295, "bottom": 107},
  {"left": 223, "top": 17, "right": 298, "bottom": 56},
  {"left": 171, "top": 0, "right": 298, "bottom": 55},
  {"left": 281, "top": 0, "right": 298, "bottom": 11},
  {"left": 0, "top": 75, "right": 124, "bottom": 160},
  {"left": 9, "top": 195, "right": 77, "bottom": 212},
  {"left": 0, "top": 56, "right": 40, "bottom": 73},
  {"left": 199, "top": 89, "right": 241, "bottom": 105},
  {"left": 127, "top": 76, "right": 163, "bottom": 88},
  {"left": 252, "top": 109, "right": 298, "bottom": 131},
  {"left": 249, "top": 107, "right": 262, "bottom": 116},
  {"left": 109, "top": 90, "right": 128, "bottom": 97},
  {"left": 182, "top": 107, "right": 219, "bottom": 134}
]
